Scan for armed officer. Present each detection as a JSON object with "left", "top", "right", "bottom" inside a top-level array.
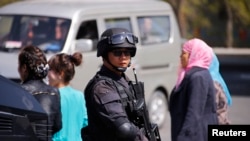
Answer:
[{"left": 84, "top": 28, "right": 148, "bottom": 141}]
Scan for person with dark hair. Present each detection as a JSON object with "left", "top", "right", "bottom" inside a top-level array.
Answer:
[
  {"left": 18, "top": 45, "right": 62, "bottom": 141},
  {"left": 47, "top": 52, "right": 88, "bottom": 141},
  {"left": 169, "top": 38, "right": 218, "bottom": 141},
  {"left": 83, "top": 27, "right": 148, "bottom": 141}
]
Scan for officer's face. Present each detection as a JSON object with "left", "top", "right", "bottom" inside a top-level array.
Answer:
[{"left": 108, "top": 48, "right": 131, "bottom": 68}]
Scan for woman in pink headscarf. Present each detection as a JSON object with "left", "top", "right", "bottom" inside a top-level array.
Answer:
[{"left": 169, "top": 38, "right": 218, "bottom": 141}]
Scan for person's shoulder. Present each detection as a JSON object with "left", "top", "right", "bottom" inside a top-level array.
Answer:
[
  {"left": 43, "top": 84, "right": 60, "bottom": 96},
  {"left": 92, "top": 74, "right": 114, "bottom": 86},
  {"left": 90, "top": 77, "right": 116, "bottom": 95},
  {"left": 31, "top": 80, "right": 60, "bottom": 95},
  {"left": 63, "top": 86, "right": 85, "bottom": 101},
  {"left": 21, "top": 82, "right": 31, "bottom": 91},
  {"left": 94, "top": 78, "right": 114, "bottom": 88},
  {"left": 189, "top": 67, "right": 211, "bottom": 80},
  {"left": 188, "top": 66, "right": 206, "bottom": 75},
  {"left": 68, "top": 86, "right": 84, "bottom": 95},
  {"left": 85, "top": 72, "right": 116, "bottom": 93},
  {"left": 21, "top": 80, "right": 59, "bottom": 95}
]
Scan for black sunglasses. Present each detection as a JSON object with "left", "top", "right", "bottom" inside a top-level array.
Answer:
[
  {"left": 101, "top": 32, "right": 138, "bottom": 45},
  {"left": 112, "top": 50, "right": 132, "bottom": 57}
]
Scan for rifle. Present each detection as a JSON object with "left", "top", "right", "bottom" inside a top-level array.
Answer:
[{"left": 129, "top": 68, "right": 161, "bottom": 141}]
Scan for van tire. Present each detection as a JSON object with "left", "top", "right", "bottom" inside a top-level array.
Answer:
[{"left": 148, "top": 90, "right": 168, "bottom": 128}]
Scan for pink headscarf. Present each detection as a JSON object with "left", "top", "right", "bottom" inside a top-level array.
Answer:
[{"left": 175, "top": 38, "right": 213, "bottom": 88}]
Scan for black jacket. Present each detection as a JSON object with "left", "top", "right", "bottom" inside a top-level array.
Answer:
[
  {"left": 169, "top": 67, "right": 218, "bottom": 141},
  {"left": 84, "top": 65, "right": 147, "bottom": 141},
  {"left": 21, "top": 79, "right": 62, "bottom": 141}
]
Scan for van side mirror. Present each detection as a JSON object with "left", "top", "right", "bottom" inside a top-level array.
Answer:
[{"left": 74, "top": 39, "right": 93, "bottom": 52}]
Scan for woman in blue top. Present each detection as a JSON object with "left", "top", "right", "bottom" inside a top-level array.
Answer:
[{"left": 48, "top": 52, "right": 88, "bottom": 141}]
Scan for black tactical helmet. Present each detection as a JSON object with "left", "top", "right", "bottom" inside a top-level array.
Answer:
[{"left": 97, "top": 28, "right": 138, "bottom": 57}]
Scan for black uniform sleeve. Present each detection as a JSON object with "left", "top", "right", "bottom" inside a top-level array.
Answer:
[
  {"left": 93, "top": 80, "right": 148, "bottom": 141},
  {"left": 53, "top": 90, "right": 62, "bottom": 134}
]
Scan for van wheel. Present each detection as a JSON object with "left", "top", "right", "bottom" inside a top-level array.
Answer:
[{"left": 148, "top": 90, "right": 168, "bottom": 128}]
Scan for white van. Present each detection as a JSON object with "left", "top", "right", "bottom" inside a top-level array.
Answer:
[{"left": 0, "top": 0, "right": 182, "bottom": 127}]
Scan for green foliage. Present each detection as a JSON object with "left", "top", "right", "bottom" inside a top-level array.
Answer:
[
  {"left": 0, "top": 0, "right": 19, "bottom": 7},
  {"left": 164, "top": 0, "right": 250, "bottom": 47},
  {"left": 228, "top": 0, "right": 250, "bottom": 26}
]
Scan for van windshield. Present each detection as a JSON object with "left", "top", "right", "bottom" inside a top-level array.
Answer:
[{"left": 0, "top": 15, "right": 71, "bottom": 53}]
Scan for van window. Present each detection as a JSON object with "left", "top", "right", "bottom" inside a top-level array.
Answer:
[
  {"left": 137, "top": 16, "right": 170, "bottom": 45},
  {"left": 0, "top": 15, "right": 71, "bottom": 53},
  {"left": 76, "top": 20, "right": 98, "bottom": 51},
  {"left": 0, "top": 16, "right": 12, "bottom": 38},
  {"left": 105, "top": 18, "right": 132, "bottom": 32}
]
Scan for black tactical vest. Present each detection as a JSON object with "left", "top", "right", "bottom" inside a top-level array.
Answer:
[{"left": 92, "top": 74, "right": 137, "bottom": 118}]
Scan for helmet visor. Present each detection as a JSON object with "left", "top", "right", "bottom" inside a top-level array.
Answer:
[{"left": 101, "top": 33, "right": 138, "bottom": 45}]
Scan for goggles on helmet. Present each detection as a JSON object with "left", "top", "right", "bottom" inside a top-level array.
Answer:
[{"left": 101, "top": 32, "right": 138, "bottom": 45}]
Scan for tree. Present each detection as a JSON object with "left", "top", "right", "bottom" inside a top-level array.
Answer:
[
  {"left": 164, "top": 0, "right": 250, "bottom": 47},
  {"left": 165, "top": 0, "right": 186, "bottom": 37},
  {"left": 0, "top": 0, "right": 19, "bottom": 7},
  {"left": 223, "top": 0, "right": 250, "bottom": 47}
]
